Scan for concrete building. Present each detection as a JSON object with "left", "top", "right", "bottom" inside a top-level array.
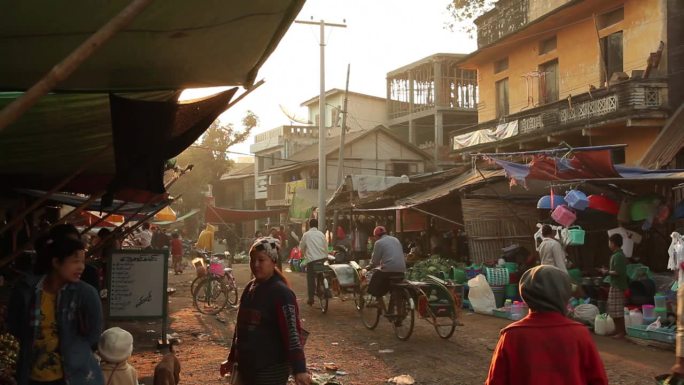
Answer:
[
  {"left": 260, "top": 126, "right": 432, "bottom": 221},
  {"left": 300, "top": 88, "right": 387, "bottom": 132},
  {"left": 386, "top": 53, "right": 479, "bottom": 164},
  {"left": 450, "top": 0, "right": 683, "bottom": 166}
]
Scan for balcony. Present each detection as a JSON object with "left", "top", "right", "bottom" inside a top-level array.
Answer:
[
  {"left": 450, "top": 78, "right": 669, "bottom": 153},
  {"left": 387, "top": 54, "right": 478, "bottom": 123}
]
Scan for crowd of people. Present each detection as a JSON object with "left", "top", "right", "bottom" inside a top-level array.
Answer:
[{"left": 2, "top": 212, "right": 681, "bottom": 385}]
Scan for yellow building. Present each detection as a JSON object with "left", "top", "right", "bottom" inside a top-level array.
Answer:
[{"left": 451, "top": 0, "right": 683, "bottom": 167}]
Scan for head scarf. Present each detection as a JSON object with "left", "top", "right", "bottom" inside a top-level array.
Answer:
[
  {"left": 519, "top": 265, "right": 571, "bottom": 314},
  {"left": 249, "top": 236, "right": 281, "bottom": 262}
]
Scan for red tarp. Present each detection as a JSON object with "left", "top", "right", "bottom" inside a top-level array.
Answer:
[{"left": 204, "top": 205, "right": 288, "bottom": 224}]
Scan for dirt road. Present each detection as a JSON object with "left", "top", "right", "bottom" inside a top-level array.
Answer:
[{"left": 122, "top": 264, "right": 672, "bottom": 385}]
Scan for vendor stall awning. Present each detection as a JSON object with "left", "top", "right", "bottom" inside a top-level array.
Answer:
[
  {"left": 205, "top": 205, "right": 287, "bottom": 224},
  {"left": 152, "top": 209, "right": 199, "bottom": 226},
  {"left": 0, "top": 0, "right": 305, "bottom": 91},
  {"left": 0, "top": 89, "right": 236, "bottom": 201},
  {"left": 396, "top": 169, "right": 505, "bottom": 208}
]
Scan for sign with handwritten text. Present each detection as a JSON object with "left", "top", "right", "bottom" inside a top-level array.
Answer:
[{"left": 108, "top": 250, "right": 168, "bottom": 319}]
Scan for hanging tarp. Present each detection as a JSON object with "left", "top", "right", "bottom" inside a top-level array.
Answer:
[
  {"left": 205, "top": 205, "right": 287, "bottom": 224},
  {"left": 485, "top": 147, "right": 620, "bottom": 185},
  {"left": 453, "top": 120, "right": 519, "bottom": 150},
  {"left": 0, "top": 89, "right": 236, "bottom": 201},
  {"left": 0, "top": 0, "right": 305, "bottom": 91},
  {"left": 352, "top": 175, "right": 410, "bottom": 199}
]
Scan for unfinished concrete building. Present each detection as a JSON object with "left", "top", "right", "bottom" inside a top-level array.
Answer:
[{"left": 386, "top": 53, "right": 478, "bottom": 164}]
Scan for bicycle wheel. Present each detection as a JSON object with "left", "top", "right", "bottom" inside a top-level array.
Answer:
[
  {"left": 190, "top": 276, "right": 203, "bottom": 297},
  {"left": 433, "top": 310, "right": 457, "bottom": 339},
  {"left": 224, "top": 275, "right": 239, "bottom": 306},
  {"left": 316, "top": 273, "right": 329, "bottom": 314},
  {"left": 391, "top": 288, "right": 415, "bottom": 341},
  {"left": 193, "top": 277, "right": 229, "bottom": 315},
  {"left": 359, "top": 286, "right": 381, "bottom": 329}
]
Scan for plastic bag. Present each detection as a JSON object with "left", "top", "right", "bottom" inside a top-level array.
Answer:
[
  {"left": 594, "top": 314, "right": 615, "bottom": 335},
  {"left": 646, "top": 316, "right": 662, "bottom": 331},
  {"left": 467, "top": 274, "right": 497, "bottom": 315},
  {"left": 573, "top": 304, "right": 600, "bottom": 324}
]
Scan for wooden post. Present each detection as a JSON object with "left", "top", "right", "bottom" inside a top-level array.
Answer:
[{"left": 0, "top": 0, "right": 155, "bottom": 134}]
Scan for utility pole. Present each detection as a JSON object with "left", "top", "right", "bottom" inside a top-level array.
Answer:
[
  {"left": 333, "top": 64, "right": 351, "bottom": 238},
  {"left": 336, "top": 64, "right": 351, "bottom": 187},
  {"left": 294, "top": 19, "right": 346, "bottom": 232}
]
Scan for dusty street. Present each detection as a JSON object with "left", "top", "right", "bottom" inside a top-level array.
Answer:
[{"left": 118, "top": 263, "right": 673, "bottom": 385}]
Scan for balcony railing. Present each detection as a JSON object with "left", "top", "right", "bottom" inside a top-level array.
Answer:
[{"left": 451, "top": 78, "right": 669, "bottom": 152}]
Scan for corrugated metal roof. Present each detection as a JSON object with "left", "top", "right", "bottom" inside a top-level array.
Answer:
[
  {"left": 396, "top": 169, "right": 505, "bottom": 207},
  {"left": 639, "top": 103, "right": 684, "bottom": 169},
  {"left": 220, "top": 162, "right": 254, "bottom": 180}
]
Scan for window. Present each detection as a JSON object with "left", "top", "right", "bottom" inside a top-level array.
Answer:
[
  {"left": 539, "top": 36, "right": 557, "bottom": 55},
  {"left": 598, "top": 7, "right": 624, "bottom": 30},
  {"left": 601, "top": 31, "right": 623, "bottom": 83},
  {"left": 539, "top": 60, "right": 559, "bottom": 104},
  {"left": 494, "top": 57, "right": 509, "bottom": 73},
  {"left": 495, "top": 78, "right": 509, "bottom": 117},
  {"left": 388, "top": 162, "right": 416, "bottom": 177}
]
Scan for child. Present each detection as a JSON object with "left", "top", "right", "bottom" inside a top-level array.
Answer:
[
  {"left": 7, "top": 236, "right": 104, "bottom": 385},
  {"left": 98, "top": 327, "right": 139, "bottom": 385},
  {"left": 170, "top": 232, "right": 184, "bottom": 275}
]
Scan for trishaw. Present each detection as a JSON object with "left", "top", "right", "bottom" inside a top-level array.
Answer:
[
  {"left": 309, "top": 257, "right": 363, "bottom": 314},
  {"left": 359, "top": 273, "right": 460, "bottom": 341}
]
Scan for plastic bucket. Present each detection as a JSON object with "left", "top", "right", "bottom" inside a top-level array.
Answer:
[
  {"left": 567, "top": 226, "right": 586, "bottom": 246},
  {"left": 451, "top": 268, "right": 467, "bottom": 284},
  {"left": 642, "top": 304, "right": 655, "bottom": 319},
  {"left": 565, "top": 189, "right": 589, "bottom": 210},
  {"left": 551, "top": 205, "right": 577, "bottom": 226},
  {"left": 491, "top": 285, "right": 505, "bottom": 308},
  {"left": 654, "top": 294, "right": 667, "bottom": 309}
]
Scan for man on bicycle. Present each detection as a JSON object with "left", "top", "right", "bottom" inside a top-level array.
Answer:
[
  {"left": 300, "top": 218, "right": 328, "bottom": 306},
  {"left": 367, "top": 226, "right": 406, "bottom": 313}
]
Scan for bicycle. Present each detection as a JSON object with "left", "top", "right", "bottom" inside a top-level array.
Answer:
[
  {"left": 191, "top": 250, "right": 238, "bottom": 315},
  {"left": 359, "top": 272, "right": 459, "bottom": 341},
  {"left": 358, "top": 270, "right": 415, "bottom": 341}
]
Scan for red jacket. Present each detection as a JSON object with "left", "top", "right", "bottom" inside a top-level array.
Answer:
[{"left": 486, "top": 312, "right": 608, "bottom": 385}]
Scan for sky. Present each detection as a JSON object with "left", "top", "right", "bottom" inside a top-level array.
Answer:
[{"left": 181, "top": 0, "right": 477, "bottom": 159}]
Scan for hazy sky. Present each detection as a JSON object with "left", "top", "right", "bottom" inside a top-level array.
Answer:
[{"left": 183, "top": 0, "right": 477, "bottom": 159}]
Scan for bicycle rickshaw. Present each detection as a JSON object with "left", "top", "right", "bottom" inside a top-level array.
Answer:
[
  {"left": 309, "top": 256, "right": 363, "bottom": 314},
  {"left": 359, "top": 272, "right": 460, "bottom": 341}
]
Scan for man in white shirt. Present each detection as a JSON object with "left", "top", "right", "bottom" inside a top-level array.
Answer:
[
  {"left": 134, "top": 222, "right": 153, "bottom": 249},
  {"left": 537, "top": 224, "right": 567, "bottom": 273},
  {"left": 300, "top": 218, "right": 328, "bottom": 305}
]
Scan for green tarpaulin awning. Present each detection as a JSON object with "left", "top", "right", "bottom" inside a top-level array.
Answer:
[{"left": 0, "top": 0, "right": 305, "bottom": 91}]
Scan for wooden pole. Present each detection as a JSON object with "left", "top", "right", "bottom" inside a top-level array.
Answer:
[{"left": 0, "top": 0, "right": 155, "bottom": 134}]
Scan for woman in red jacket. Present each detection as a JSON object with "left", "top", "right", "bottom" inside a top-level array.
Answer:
[{"left": 485, "top": 265, "right": 608, "bottom": 385}]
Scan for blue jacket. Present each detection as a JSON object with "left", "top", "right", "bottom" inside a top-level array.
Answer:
[{"left": 7, "top": 275, "right": 104, "bottom": 385}]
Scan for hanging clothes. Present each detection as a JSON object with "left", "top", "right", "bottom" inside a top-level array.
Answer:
[{"left": 668, "top": 232, "right": 684, "bottom": 288}]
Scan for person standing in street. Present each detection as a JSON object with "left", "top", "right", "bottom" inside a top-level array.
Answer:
[
  {"left": 299, "top": 219, "right": 328, "bottom": 306},
  {"left": 134, "top": 222, "right": 153, "bottom": 249},
  {"left": 220, "top": 237, "right": 310, "bottom": 385},
  {"left": 600, "top": 233, "right": 628, "bottom": 338},
  {"left": 367, "top": 226, "right": 406, "bottom": 312},
  {"left": 170, "top": 232, "right": 184, "bottom": 275},
  {"left": 537, "top": 224, "right": 567, "bottom": 273},
  {"left": 485, "top": 265, "right": 608, "bottom": 385}
]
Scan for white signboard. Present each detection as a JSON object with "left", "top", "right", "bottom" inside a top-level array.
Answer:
[
  {"left": 108, "top": 250, "right": 168, "bottom": 319},
  {"left": 255, "top": 175, "right": 268, "bottom": 199}
]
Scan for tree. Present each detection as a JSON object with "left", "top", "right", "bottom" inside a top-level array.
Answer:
[
  {"left": 445, "top": 0, "right": 496, "bottom": 38},
  {"left": 170, "top": 111, "right": 258, "bottom": 212}
]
